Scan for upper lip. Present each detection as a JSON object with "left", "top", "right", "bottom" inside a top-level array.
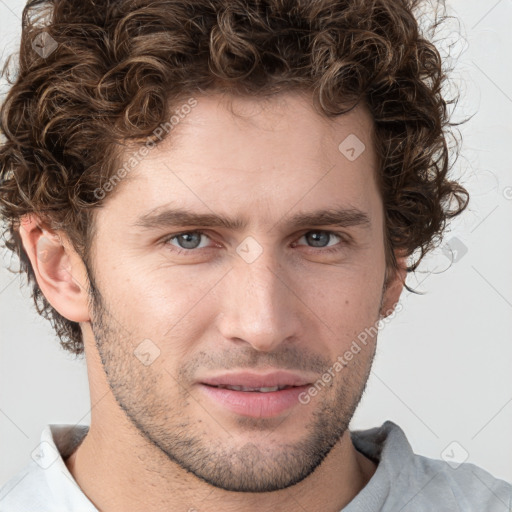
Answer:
[{"left": 199, "top": 371, "right": 313, "bottom": 388}]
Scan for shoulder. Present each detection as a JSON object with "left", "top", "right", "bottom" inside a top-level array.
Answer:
[
  {"left": 350, "top": 421, "right": 512, "bottom": 512},
  {"left": 406, "top": 452, "right": 512, "bottom": 511},
  {"left": 0, "top": 424, "right": 96, "bottom": 512},
  {"left": 0, "top": 461, "right": 54, "bottom": 511}
]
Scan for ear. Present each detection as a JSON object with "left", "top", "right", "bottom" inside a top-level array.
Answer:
[
  {"left": 380, "top": 255, "right": 407, "bottom": 318},
  {"left": 18, "top": 214, "right": 91, "bottom": 323}
]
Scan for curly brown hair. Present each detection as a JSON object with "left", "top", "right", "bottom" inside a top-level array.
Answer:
[{"left": 0, "top": 0, "right": 468, "bottom": 355}]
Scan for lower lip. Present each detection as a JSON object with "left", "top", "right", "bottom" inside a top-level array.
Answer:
[{"left": 198, "top": 384, "right": 310, "bottom": 418}]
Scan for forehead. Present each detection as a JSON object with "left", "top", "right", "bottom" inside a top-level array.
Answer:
[
  {"left": 161, "top": 91, "right": 375, "bottom": 170},
  {"left": 99, "top": 92, "right": 380, "bottom": 229}
]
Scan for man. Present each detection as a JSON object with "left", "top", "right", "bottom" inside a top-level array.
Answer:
[{"left": 0, "top": 0, "right": 510, "bottom": 510}]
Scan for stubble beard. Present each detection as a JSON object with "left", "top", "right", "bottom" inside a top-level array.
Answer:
[{"left": 87, "top": 270, "right": 377, "bottom": 493}]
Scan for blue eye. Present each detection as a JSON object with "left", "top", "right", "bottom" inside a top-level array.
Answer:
[
  {"left": 163, "top": 230, "right": 212, "bottom": 253},
  {"left": 162, "top": 229, "right": 347, "bottom": 256},
  {"left": 295, "top": 231, "right": 343, "bottom": 250}
]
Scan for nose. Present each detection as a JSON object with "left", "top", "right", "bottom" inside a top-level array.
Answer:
[{"left": 215, "top": 252, "right": 303, "bottom": 353}]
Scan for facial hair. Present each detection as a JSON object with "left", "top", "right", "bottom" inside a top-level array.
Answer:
[{"left": 86, "top": 266, "right": 379, "bottom": 493}]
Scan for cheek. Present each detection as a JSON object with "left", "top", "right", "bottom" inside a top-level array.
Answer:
[
  {"left": 301, "top": 264, "right": 384, "bottom": 346},
  {"left": 307, "top": 258, "right": 384, "bottom": 305},
  {"left": 103, "top": 254, "right": 214, "bottom": 312},
  {"left": 109, "top": 266, "right": 225, "bottom": 357}
]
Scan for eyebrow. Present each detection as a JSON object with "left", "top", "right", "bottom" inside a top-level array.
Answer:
[{"left": 132, "top": 206, "right": 371, "bottom": 232}]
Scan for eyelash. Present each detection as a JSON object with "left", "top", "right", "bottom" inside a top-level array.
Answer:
[{"left": 161, "top": 230, "right": 349, "bottom": 256}]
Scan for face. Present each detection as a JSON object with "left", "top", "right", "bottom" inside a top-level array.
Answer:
[{"left": 85, "top": 92, "right": 396, "bottom": 492}]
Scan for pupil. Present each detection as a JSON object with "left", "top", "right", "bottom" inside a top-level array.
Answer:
[
  {"left": 179, "top": 233, "right": 200, "bottom": 249},
  {"left": 308, "top": 231, "right": 328, "bottom": 247}
]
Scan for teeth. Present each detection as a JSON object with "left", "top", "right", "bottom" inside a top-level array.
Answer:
[
  {"left": 219, "top": 385, "right": 289, "bottom": 392},
  {"left": 257, "top": 386, "right": 280, "bottom": 392}
]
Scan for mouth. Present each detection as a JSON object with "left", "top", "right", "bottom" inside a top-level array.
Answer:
[
  {"left": 204, "top": 384, "right": 298, "bottom": 392},
  {"left": 197, "top": 371, "right": 313, "bottom": 418}
]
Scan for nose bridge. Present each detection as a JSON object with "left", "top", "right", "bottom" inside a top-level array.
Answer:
[{"left": 217, "top": 245, "right": 300, "bottom": 352}]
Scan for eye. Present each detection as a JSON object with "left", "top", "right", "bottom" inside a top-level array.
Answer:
[
  {"left": 163, "top": 230, "right": 213, "bottom": 253},
  {"left": 161, "top": 229, "right": 348, "bottom": 256},
  {"left": 294, "top": 230, "right": 345, "bottom": 252}
]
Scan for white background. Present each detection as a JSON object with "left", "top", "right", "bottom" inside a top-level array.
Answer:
[{"left": 1, "top": 0, "right": 511, "bottom": 489}]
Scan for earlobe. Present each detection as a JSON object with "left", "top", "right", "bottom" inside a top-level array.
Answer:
[{"left": 18, "top": 214, "right": 91, "bottom": 323}]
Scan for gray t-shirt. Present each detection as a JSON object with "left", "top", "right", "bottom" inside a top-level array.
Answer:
[{"left": 0, "top": 420, "right": 510, "bottom": 511}]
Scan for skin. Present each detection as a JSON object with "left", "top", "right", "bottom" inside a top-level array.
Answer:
[{"left": 19, "top": 91, "right": 405, "bottom": 512}]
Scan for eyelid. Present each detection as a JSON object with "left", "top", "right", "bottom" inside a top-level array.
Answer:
[
  {"left": 161, "top": 230, "right": 215, "bottom": 250},
  {"left": 294, "top": 230, "right": 353, "bottom": 252},
  {"left": 296, "top": 230, "right": 339, "bottom": 243}
]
